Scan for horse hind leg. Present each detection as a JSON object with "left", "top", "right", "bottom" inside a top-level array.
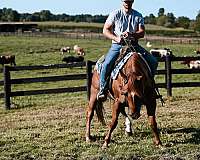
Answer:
[
  {"left": 85, "top": 85, "right": 98, "bottom": 142},
  {"left": 85, "top": 98, "right": 96, "bottom": 142},
  {"left": 148, "top": 115, "right": 162, "bottom": 146},
  {"left": 146, "top": 99, "right": 162, "bottom": 146},
  {"left": 86, "top": 86, "right": 105, "bottom": 142},
  {"left": 102, "top": 99, "right": 121, "bottom": 148}
]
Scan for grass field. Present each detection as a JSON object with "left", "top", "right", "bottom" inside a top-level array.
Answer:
[
  {"left": 0, "top": 36, "right": 200, "bottom": 159},
  {"left": 27, "top": 21, "right": 193, "bottom": 31},
  {"left": 24, "top": 22, "right": 197, "bottom": 36}
]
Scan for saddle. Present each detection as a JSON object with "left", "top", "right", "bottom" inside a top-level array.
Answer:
[{"left": 95, "top": 46, "right": 137, "bottom": 100}]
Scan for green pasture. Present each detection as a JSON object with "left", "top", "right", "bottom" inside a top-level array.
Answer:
[
  {"left": 25, "top": 21, "right": 197, "bottom": 36},
  {"left": 29, "top": 21, "right": 193, "bottom": 31},
  {"left": 0, "top": 36, "right": 200, "bottom": 159}
]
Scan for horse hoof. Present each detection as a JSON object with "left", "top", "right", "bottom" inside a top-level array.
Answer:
[
  {"left": 155, "top": 143, "right": 164, "bottom": 150},
  {"left": 154, "top": 140, "right": 162, "bottom": 147},
  {"left": 86, "top": 137, "right": 92, "bottom": 143},
  {"left": 125, "top": 131, "right": 133, "bottom": 137},
  {"left": 102, "top": 142, "right": 108, "bottom": 149}
]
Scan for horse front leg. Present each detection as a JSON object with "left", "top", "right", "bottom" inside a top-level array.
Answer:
[
  {"left": 148, "top": 115, "right": 162, "bottom": 146},
  {"left": 85, "top": 87, "right": 97, "bottom": 142},
  {"left": 102, "top": 99, "right": 120, "bottom": 148},
  {"left": 119, "top": 105, "right": 133, "bottom": 136},
  {"left": 146, "top": 98, "right": 162, "bottom": 146}
]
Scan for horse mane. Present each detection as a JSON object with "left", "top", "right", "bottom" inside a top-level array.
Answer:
[{"left": 125, "top": 53, "right": 151, "bottom": 81}]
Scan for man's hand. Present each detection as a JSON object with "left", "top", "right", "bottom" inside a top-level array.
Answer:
[
  {"left": 122, "top": 32, "right": 136, "bottom": 40},
  {"left": 114, "top": 36, "right": 122, "bottom": 43}
]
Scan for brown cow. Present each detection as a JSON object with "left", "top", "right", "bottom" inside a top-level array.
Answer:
[{"left": 73, "top": 45, "right": 85, "bottom": 56}]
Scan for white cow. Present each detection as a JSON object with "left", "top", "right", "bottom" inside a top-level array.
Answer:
[{"left": 150, "top": 48, "right": 173, "bottom": 58}]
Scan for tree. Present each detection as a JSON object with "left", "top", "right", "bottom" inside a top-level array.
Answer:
[
  {"left": 194, "top": 10, "right": 200, "bottom": 32},
  {"left": 31, "top": 12, "right": 41, "bottom": 21},
  {"left": 158, "top": 8, "right": 165, "bottom": 17},
  {"left": 144, "top": 14, "right": 156, "bottom": 24},
  {"left": 176, "top": 16, "right": 190, "bottom": 29},
  {"left": 0, "top": 8, "right": 19, "bottom": 21},
  {"left": 156, "top": 15, "right": 167, "bottom": 26},
  {"left": 165, "top": 13, "right": 176, "bottom": 28},
  {"left": 39, "top": 10, "right": 52, "bottom": 21}
]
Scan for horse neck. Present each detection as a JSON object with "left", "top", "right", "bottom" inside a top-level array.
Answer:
[{"left": 125, "top": 54, "right": 152, "bottom": 86}]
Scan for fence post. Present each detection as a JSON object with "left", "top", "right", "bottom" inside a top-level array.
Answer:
[
  {"left": 3, "top": 66, "right": 11, "bottom": 109},
  {"left": 86, "top": 61, "right": 93, "bottom": 100},
  {"left": 165, "top": 54, "right": 172, "bottom": 97}
]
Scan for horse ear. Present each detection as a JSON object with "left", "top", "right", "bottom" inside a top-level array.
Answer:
[{"left": 136, "top": 75, "right": 142, "bottom": 80}]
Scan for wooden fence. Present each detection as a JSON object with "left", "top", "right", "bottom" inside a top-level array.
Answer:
[
  {"left": 0, "top": 55, "right": 200, "bottom": 110},
  {"left": 0, "top": 62, "right": 88, "bottom": 109}
]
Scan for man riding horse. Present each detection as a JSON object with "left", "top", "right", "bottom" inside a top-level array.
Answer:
[
  {"left": 97, "top": 0, "right": 158, "bottom": 111},
  {"left": 85, "top": 0, "right": 162, "bottom": 148}
]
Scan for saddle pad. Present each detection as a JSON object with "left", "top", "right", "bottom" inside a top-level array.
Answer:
[
  {"left": 94, "top": 55, "right": 105, "bottom": 73},
  {"left": 94, "top": 52, "right": 134, "bottom": 80},
  {"left": 111, "top": 51, "right": 134, "bottom": 79}
]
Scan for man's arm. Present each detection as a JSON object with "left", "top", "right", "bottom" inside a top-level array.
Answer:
[
  {"left": 132, "top": 25, "right": 145, "bottom": 40},
  {"left": 103, "top": 23, "right": 121, "bottom": 43}
]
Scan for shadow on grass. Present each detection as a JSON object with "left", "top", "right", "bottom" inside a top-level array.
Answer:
[{"left": 162, "top": 127, "right": 200, "bottom": 145}]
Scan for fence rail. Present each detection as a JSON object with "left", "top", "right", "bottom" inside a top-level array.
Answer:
[
  {"left": 0, "top": 62, "right": 87, "bottom": 109},
  {"left": 0, "top": 56, "right": 200, "bottom": 109}
]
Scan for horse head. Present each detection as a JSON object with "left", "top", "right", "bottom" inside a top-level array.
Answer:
[{"left": 117, "top": 53, "right": 155, "bottom": 119}]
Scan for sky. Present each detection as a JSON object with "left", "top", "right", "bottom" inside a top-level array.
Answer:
[{"left": 1, "top": 0, "right": 200, "bottom": 20}]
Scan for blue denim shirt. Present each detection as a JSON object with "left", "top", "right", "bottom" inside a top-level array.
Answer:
[{"left": 105, "top": 8, "right": 144, "bottom": 43}]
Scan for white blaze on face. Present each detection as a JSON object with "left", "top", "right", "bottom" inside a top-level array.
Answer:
[{"left": 131, "top": 91, "right": 135, "bottom": 98}]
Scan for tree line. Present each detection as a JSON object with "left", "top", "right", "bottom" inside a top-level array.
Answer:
[
  {"left": 0, "top": 7, "right": 200, "bottom": 32},
  {"left": 0, "top": 8, "right": 107, "bottom": 23},
  {"left": 145, "top": 8, "right": 200, "bottom": 31}
]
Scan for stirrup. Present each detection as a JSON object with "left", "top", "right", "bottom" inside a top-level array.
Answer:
[
  {"left": 97, "top": 90, "right": 107, "bottom": 101},
  {"left": 155, "top": 94, "right": 162, "bottom": 99}
]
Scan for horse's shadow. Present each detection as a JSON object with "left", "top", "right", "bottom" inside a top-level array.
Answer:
[
  {"left": 90, "top": 127, "right": 200, "bottom": 146},
  {"left": 161, "top": 127, "right": 200, "bottom": 145}
]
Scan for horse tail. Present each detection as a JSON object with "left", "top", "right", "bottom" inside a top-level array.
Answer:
[{"left": 95, "top": 101, "right": 106, "bottom": 125}]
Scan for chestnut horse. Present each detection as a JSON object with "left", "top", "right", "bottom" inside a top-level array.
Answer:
[{"left": 85, "top": 51, "right": 162, "bottom": 148}]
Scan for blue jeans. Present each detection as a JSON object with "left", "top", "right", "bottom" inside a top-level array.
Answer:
[
  {"left": 99, "top": 43, "right": 122, "bottom": 90},
  {"left": 99, "top": 43, "right": 158, "bottom": 112}
]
